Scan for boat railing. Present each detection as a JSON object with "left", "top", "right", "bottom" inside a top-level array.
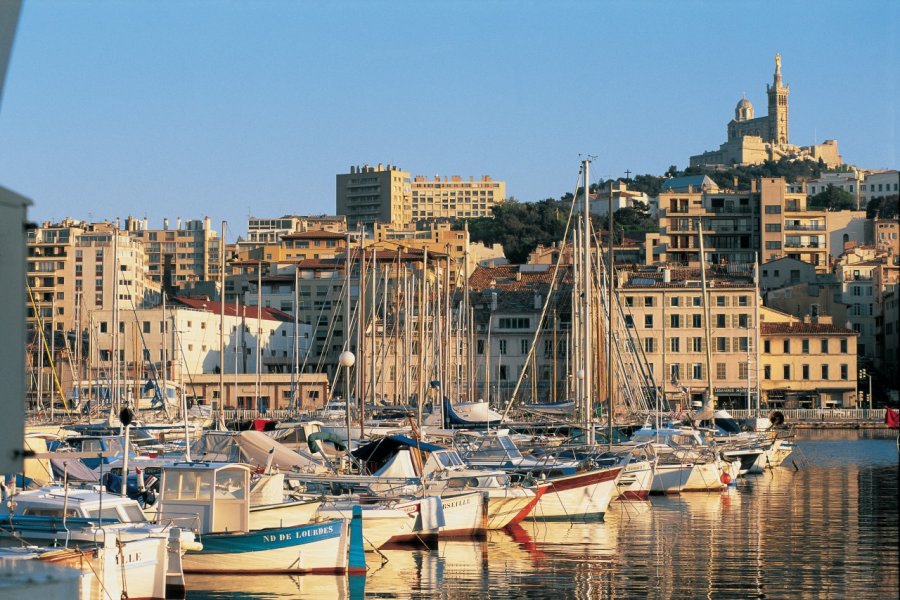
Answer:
[{"left": 728, "top": 408, "right": 886, "bottom": 422}]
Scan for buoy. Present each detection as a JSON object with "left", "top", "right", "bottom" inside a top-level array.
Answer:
[{"left": 721, "top": 472, "right": 732, "bottom": 485}]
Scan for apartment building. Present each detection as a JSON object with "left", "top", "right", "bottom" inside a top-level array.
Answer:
[
  {"left": 834, "top": 246, "right": 898, "bottom": 362},
  {"left": 26, "top": 219, "right": 159, "bottom": 334},
  {"left": 759, "top": 312, "right": 858, "bottom": 408},
  {"left": 244, "top": 215, "right": 347, "bottom": 247},
  {"left": 655, "top": 177, "right": 829, "bottom": 273},
  {"left": 125, "top": 216, "right": 220, "bottom": 293},
  {"left": 89, "top": 299, "right": 310, "bottom": 409},
  {"left": 336, "top": 163, "right": 506, "bottom": 230}
]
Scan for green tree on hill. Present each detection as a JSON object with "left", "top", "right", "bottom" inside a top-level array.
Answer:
[{"left": 808, "top": 184, "right": 855, "bottom": 211}]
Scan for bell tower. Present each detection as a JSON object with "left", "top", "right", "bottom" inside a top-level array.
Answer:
[{"left": 766, "top": 53, "right": 789, "bottom": 144}]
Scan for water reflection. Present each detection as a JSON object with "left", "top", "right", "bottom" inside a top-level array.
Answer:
[{"left": 187, "top": 431, "right": 898, "bottom": 599}]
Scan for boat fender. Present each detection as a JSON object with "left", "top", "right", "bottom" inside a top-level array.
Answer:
[{"left": 720, "top": 472, "right": 732, "bottom": 485}]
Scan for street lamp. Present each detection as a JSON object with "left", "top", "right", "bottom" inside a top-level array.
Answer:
[{"left": 339, "top": 350, "right": 355, "bottom": 452}]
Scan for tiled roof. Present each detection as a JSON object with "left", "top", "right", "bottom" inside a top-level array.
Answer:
[
  {"left": 170, "top": 297, "right": 294, "bottom": 322},
  {"left": 469, "top": 265, "right": 571, "bottom": 291},
  {"left": 760, "top": 322, "right": 856, "bottom": 335}
]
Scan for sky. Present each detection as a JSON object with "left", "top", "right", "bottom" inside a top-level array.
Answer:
[{"left": 0, "top": 1, "right": 897, "bottom": 240}]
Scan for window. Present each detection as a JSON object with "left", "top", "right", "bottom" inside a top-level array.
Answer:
[
  {"left": 783, "top": 340, "right": 790, "bottom": 353},
  {"left": 498, "top": 318, "right": 530, "bottom": 329},
  {"left": 624, "top": 296, "right": 634, "bottom": 307},
  {"left": 499, "top": 365, "right": 508, "bottom": 380},
  {"left": 476, "top": 340, "right": 484, "bottom": 355},
  {"left": 143, "top": 321, "right": 151, "bottom": 334},
  {"left": 783, "top": 365, "right": 791, "bottom": 379},
  {"left": 765, "top": 224, "right": 782, "bottom": 232},
  {"left": 764, "top": 340, "right": 771, "bottom": 353},
  {"left": 670, "top": 364, "right": 680, "bottom": 382},
  {"left": 716, "top": 296, "right": 726, "bottom": 307},
  {"left": 739, "top": 362, "right": 748, "bottom": 379},
  {"left": 738, "top": 314, "right": 749, "bottom": 328},
  {"left": 499, "top": 339, "right": 507, "bottom": 355},
  {"left": 765, "top": 205, "right": 782, "bottom": 214},
  {"left": 99, "top": 321, "right": 108, "bottom": 333},
  {"left": 738, "top": 296, "right": 749, "bottom": 307},
  {"left": 625, "top": 315, "right": 635, "bottom": 328},
  {"left": 802, "top": 339, "right": 809, "bottom": 354},
  {"left": 802, "top": 364, "right": 810, "bottom": 380},
  {"left": 644, "top": 338, "right": 655, "bottom": 353},
  {"left": 840, "top": 364, "right": 848, "bottom": 380},
  {"left": 692, "top": 314, "right": 702, "bottom": 328},
  {"left": 764, "top": 365, "right": 771, "bottom": 379},
  {"left": 692, "top": 337, "right": 703, "bottom": 352},
  {"left": 670, "top": 314, "right": 681, "bottom": 328},
  {"left": 840, "top": 338, "right": 848, "bottom": 353},
  {"left": 716, "top": 314, "right": 726, "bottom": 328},
  {"left": 692, "top": 363, "right": 703, "bottom": 379},
  {"left": 520, "top": 339, "right": 528, "bottom": 355},
  {"left": 821, "top": 364, "right": 829, "bottom": 379},
  {"left": 737, "top": 337, "right": 749, "bottom": 352},
  {"left": 765, "top": 241, "right": 782, "bottom": 250},
  {"left": 644, "top": 315, "right": 653, "bottom": 328},
  {"left": 692, "top": 296, "right": 702, "bottom": 307},
  {"left": 670, "top": 337, "right": 680, "bottom": 352},
  {"left": 670, "top": 296, "right": 680, "bottom": 307},
  {"left": 716, "top": 363, "right": 726, "bottom": 379},
  {"left": 716, "top": 337, "right": 727, "bottom": 352},
  {"left": 821, "top": 339, "right": 829, "bottom": 353},
  {"left": 643, "top": 297, "right": 653, "bottom": 307}
]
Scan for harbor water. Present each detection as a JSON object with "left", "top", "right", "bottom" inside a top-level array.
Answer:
[{"left": 187, "top": 429, "right": 899, "bottom": 599}]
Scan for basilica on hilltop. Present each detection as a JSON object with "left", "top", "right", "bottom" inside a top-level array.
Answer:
[{"left": 689, "top": 54, "right": 842, "bottom": 168}]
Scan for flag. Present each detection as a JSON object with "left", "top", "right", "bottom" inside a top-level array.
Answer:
[
  {"left": 143, "top": 379, "right": 155, "bottom": 393},
  {"left": 885, "top": 407, "right": 900, "bottom": 429}
]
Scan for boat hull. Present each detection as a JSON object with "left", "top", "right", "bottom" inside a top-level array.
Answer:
[
  {"left": 484, "top": 488, "right": 538, "bottom": 529},
  {"left": 615, "top": 459, "right": 654, "bottom": 501},
  {"left": 184, "top": 519, "right": 349, "bottom": 574},
  {"left": 527, "top": 466, "right": 622, "bottom": 520},
  {"left": 317, "top": 505, "right": 413, "bottom": 551}
]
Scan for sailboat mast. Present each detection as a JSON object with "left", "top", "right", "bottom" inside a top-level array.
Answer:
[
  {"left": 607, "top": 178, "right": 615, "bottom": 450},
  {"left": 293, "top": 260, "right": 299, "bottom": 410},
  {"left": 697, "top": 217, "right": 715, "bottom": 416},
  {"left": 219, "top": 221, "right": 226, "bottom": 418},
  {"left": 581, "top": 158, "right": 593, "bottom": 432},
  {"left": 255, "top": 262, "right": 262, "bottom": 412}
]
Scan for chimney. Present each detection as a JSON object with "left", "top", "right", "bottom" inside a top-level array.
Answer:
[
  {"left": 663, "top": 268, "right": 671, "bottom": 283},
  {"left": 491, "top": 292, "right": 497, "bottom": 311},
  {"left": 176, "top": 217, "right": 182, "bottom": 230},
  {"left": 534, "top": 293, "right": 542, "bottom": 310},
  {"left": 163, "top": 218, "right": 169, "bottom": 230}
]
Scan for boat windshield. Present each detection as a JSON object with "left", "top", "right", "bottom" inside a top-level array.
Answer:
[
  {"left": 434, "top": 451, "right": 465, "bottom": 468},
  {"left": 473, "top": 437, "right": 521, "bottom": 460}
]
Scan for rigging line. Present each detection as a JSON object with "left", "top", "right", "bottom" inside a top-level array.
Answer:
[
  {"left": 123, "top": 278, "right": 167, "bottom": 416},
  {"left": 500, "top": 167, "right": 583, "bottom": 423}
]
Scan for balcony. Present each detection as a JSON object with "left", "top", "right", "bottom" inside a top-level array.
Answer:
[
  {"left": 708, "top": 205, "right": 753, "bottom": 214},
  {"left": 784, "top": 224, "right": 826, "bottom": 232},
  {"left": 783, "top": 242, "right": 823, "bottom": 250}
]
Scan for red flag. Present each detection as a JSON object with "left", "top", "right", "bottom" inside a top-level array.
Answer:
[{"left": 885, "top": 408, "right": 900, "bottom": 429}]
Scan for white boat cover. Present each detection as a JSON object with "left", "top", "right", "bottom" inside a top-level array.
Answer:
[{"left": 191, "top": 431, "right": 327, "bottom": 473}]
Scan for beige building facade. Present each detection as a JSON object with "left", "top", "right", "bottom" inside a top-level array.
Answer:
[
  {"left": 336, "top": 163, "right": 506, "bottom": 230},
  {"left": 27, "top": 219, "right": 160, "bottom": 335}
]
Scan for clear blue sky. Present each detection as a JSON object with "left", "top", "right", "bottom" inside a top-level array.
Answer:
[{"left": 1, "top": 1, "right": 897, "bottom": 239}]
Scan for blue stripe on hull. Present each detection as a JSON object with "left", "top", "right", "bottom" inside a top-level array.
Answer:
[{"left": 199, "top": 519, "right": 343, "bottom": 554}]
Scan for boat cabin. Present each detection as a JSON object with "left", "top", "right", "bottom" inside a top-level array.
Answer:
[
  {"left": 158, "top": 462, "right": 250, "bottom": 534},
  {"left": 630, "top": 428, "right": 709, "bottom": 448},
  {"left": 4, "top": 487, "right": 147, "bottom": 524}
]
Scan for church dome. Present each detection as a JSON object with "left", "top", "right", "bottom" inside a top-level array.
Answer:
[{"left": 735, "top": 97, "right": 754, "bottom": 121}]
